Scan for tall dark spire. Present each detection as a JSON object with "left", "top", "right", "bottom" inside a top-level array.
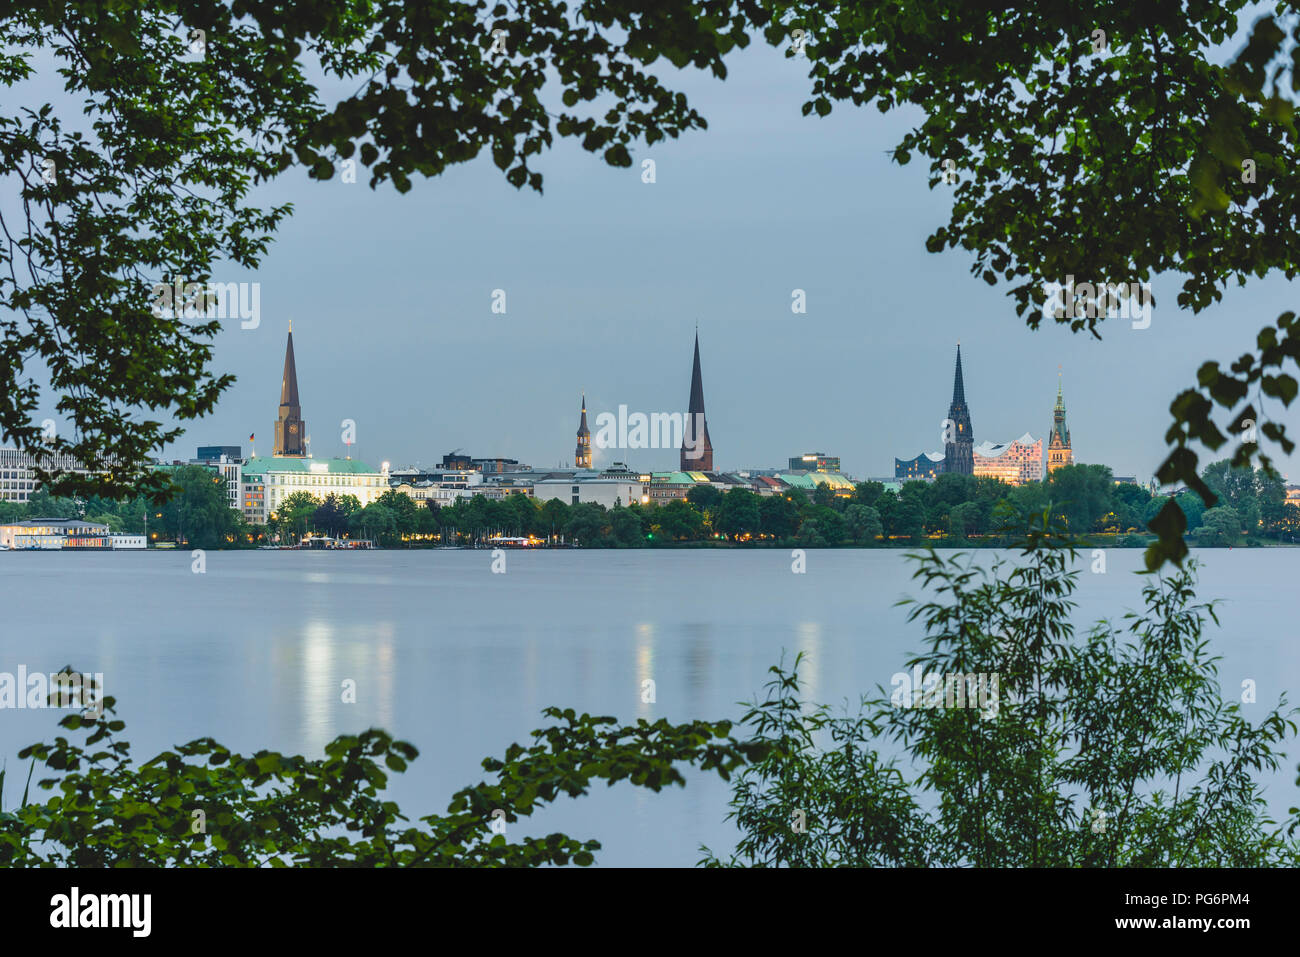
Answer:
[
  {"left": 273, "top": 327, "right": 306, "bottom": 456},
  {"left": 951, "top": 342, "right": 966, "bottom": 406},
  {"left": 575, "top": 392, "right": 592, "bottom": 469},
  {"left": 681, "top": 330, "right": 713, "bottom": 471},
  {"left": 280, "top": 328, "right": 300, "bottom": 407},
  {"left": 943, "top": 343, "right": 973, "bottom": 475}
]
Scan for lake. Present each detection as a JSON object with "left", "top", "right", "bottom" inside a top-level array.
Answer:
[{"left": 1, "top": 547, "right": 1295, "bottom": 866}]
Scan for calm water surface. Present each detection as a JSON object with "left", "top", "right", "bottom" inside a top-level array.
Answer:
[{"left": 1, "top": 548, "right": 1296, "bottom": 865}]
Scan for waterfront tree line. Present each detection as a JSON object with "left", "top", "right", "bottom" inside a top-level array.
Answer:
[{"left": 3, "top": 460, "right": 1295, "bottom": 549}]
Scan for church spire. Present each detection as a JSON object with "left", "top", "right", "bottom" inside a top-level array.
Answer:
[
  {"left": 575, "top": 392, "right": 592, "bottom": 468},
  {"left": 681, "top": 330, "right": 713, "bottom": 471},
  {"left": 943, "top": 343, "right": 973, "bottom": 474},
  {"left": 951, "top": 342, "right": 967, "bottom": 406},
  {"left": 273, "top": 326, "right": 306, "bottom": 456},
  {"left": 280, "top": 328, "right": 300, "bottom": 407}
]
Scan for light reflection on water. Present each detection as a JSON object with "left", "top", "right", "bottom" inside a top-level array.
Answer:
[
  {"left": 0, "top": 548, "right": 1294, "bottom": 865},
  {"left": 301, "top": 619, "right": 339, "bottom": 753},
  {"left": 636, "top": 621, "right": 655, "bottom": 721}
]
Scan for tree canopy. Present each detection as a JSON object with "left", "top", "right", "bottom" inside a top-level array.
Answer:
[{"left": 3, "top": 1, "right": 1298, "bottom": 566}]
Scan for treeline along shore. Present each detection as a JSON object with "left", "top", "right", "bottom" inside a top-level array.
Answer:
[{"left": 4, "top": 459, "right": 1295, "bottom": 550}]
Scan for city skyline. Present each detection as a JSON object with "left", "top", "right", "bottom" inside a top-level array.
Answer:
[
  {"left": 234, "top": 324, "right": 1094, "bottom": 482},
  {"left": 54, "top": 41, "right": 1286, "bottom": 483}
]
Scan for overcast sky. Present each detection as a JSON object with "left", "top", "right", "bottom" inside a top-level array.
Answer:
[{"left": 108, "top": 31, "right": 1299, "bottom": 482}]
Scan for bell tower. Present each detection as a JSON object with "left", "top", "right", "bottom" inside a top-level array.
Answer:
[
  {"left": 1047, "top": 370, "right": 1073, "bottom": 473},
  {"left": 575, "top": 393, "right": 592, "bottom": 469},
  {"left": 273, "top": 324, "right": 306, "bottom": 457}
]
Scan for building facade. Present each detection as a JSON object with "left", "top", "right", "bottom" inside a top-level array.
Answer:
[
  {"left": 895, "top": 452, "right": 946, "bottom": 482},
  {"left": 474, "top": 457, "right": 526, "bottom": 474},
  {"left": 647, "top": 470, "right": 706, "bottom": 503},
  {"left": 0, "top": 519, "right": 111, "bottom": 549},
  {"left": 0, "top": 449, "right": 90, "bottom": 504},
  {"left": 788, "top": 453, "right": 841, "bottom": 473},
  {"left": 197, "top": 445, "right": 242, "bottom": 462},
  {"left": 241, "top": 457, "right": 387, "bottom": 523},
  {"left": 533, "top": 464, "right": 646, "bottom": 508},
  {"left": 241, "top": 474, "right": 266, "bottom": 523},
  {"left": 973, "top": 434, "right": 1044, "bottom": 486}
]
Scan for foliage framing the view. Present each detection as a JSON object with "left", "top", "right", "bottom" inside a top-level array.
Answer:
[
  {"left": 0, "top": 675, "right": 769, "bottom": 866},
  {"left": 703, "top": 519, "right": 1300, "bottom": 867}
]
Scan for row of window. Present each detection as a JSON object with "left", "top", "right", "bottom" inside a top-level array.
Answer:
[{"left": 256, "top": 475, "right": 381, "bottom": 486}]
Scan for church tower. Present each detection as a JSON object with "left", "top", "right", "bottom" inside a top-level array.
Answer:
[
  {"left": 681, "top": 330, "right": 714, "bottom": 471},
  {"left": 273, "top": 325, "right": 306, "bottom": 457},
  {"left": 575, "top": 393, "right": 592, "bottom": 469},
  {"left": 943, "top": 343, "right": 974, "bottom": 474},
  {"left": 1047, "top": 372, "right": 1073, "bottom": 473}
]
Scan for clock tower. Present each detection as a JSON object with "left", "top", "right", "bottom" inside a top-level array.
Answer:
[
  {"left": 273, "top": 325, "right": 306, "bottom": 457},
  {"left": 1047, "top": 371, "right": 1073, "bottom": 474}
]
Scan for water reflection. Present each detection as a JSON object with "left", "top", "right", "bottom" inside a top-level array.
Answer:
[
  {"left": 2, "top": 549, "right": 1292, "bottom": 866},
  {"left": 795, "top": 621, "right": 821, "bottom": 706},
  {"left": 370, "top": 624, "right": 395, "bottom": 731},
  {"left": 300, "top": 619, "right": 336, "bottom": 754},
  {"left": 636, "top": 621, "right": 655, "bottom": 719},
  {"left": 682, "top": 622, "right": 712, "bottom": 721}
]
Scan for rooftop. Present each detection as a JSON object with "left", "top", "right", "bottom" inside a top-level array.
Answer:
[
  {"left": 777, "top": 472, "right": 856, "bottom": 490},
  {"left": 974, "top": 433, "right": 1040, "bottom": 458},
  {"left": 241, "top": 456, "right": 380, "bottom": 475},
  {"left": 1, "top": 518, "right": 110, "bottom": 530}
]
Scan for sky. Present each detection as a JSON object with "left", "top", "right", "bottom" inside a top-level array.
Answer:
[{"left": 30, "top": 22, "right": 1300, "bottom": 482}]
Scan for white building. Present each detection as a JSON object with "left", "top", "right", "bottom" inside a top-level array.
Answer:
[
  {"left": 391, "top": 469, "right": 483, "bottom": 508},
  {"left": 0, "top": 519, "right": 111, "bottom": 549},
  {"left": 532, "top": 464, "right": 646, "bottom": 508},
  {"left": 240, "top": 457, "right": 387, "bottom": 524}
]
